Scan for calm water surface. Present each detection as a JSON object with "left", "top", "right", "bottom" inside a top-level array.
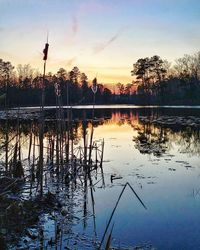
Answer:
[
  {"left": 2, "top": 107, "right": 200, "bottom": 249},
  {"left": 87, "top": 108, "right": 200, "bottom": 249}
]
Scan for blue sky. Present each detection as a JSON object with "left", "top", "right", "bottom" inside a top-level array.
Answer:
[{"left": 0, "top": 0, "right": 200, "bottom": 83}]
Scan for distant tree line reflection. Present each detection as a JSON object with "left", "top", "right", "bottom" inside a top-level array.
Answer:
[{"left": 0, "top": 109, "right": 200, "bottom": 157}]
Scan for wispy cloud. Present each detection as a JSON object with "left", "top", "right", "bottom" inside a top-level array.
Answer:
[
  {"left": 94, "top": 34, "right": 118, "bottom": 54},
  {"left": 72, "top": 16, "right": 78, "bottom": 36},
  {"left": 93, "top": 26, "right": 127, "bottom": 54}
]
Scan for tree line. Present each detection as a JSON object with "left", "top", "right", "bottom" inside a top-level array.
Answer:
[
  {"left": 0, "top": 51, "right": 200, "bottom": 107},
  {"left": 0, "top": 63, "right": 112, "bottom": 106},
  {"left": 129, "top": 53, "right": 200, "bottom": 104}
]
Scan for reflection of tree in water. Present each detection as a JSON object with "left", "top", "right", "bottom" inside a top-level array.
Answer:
[
  {"left": 1, "top": 109, "right": 200, "bottom": 248},
  {"left": 132, "top": 116, "right": 200, "bottom": 157},
  {"left": 133, "top": 122, "right": 169, "bottom": 156},
  {"left": 0, "top": 120, "right": 89, "bottom": 147},
  {"left": 1, "top": 111, "right": 200, "bottom": 160},
  {"left": 0, "top": 117, "right": 104, "bottom": 248},
  {"left": 168, "top": 127, "right": 200, "bottom": 156}
]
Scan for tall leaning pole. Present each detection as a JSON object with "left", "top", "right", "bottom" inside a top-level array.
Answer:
[{"left": 39, "top": 37, "right": 49, "bottom": 197}]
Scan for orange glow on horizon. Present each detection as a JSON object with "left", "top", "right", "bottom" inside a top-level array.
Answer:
[{"left": 4, "top": 53, "right": 133, "bottom": 85}]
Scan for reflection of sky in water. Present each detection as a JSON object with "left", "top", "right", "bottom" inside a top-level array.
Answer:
[
  {"left": 83, "top": 112, "right": 200, "bottom": 249},
  {"left": 2, "top": 108, "right": 200, "bottom": 249}
]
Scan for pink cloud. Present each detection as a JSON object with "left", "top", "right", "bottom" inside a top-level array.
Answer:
[{"left": 93, "top": 26, "right": 128, "bottom": 54}]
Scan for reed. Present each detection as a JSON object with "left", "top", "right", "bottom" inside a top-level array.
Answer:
[{"left": 99, "top": 182, "right": 147, "bottom": 249}]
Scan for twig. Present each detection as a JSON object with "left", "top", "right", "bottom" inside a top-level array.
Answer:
[{"left": 99, "top": 182, "right": 147, "bottom": 249}]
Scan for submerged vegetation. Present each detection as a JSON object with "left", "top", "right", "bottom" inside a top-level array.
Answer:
[
  {"left": 0, "top": 106, "right": 200, "bottom": 248},
  {"left": 0, "top": 109, "right": 106, "bottom": 248}
]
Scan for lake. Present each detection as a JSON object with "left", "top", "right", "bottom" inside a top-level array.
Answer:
[{"left": 1, "top": 106, "right": 200, "bottom": 249}]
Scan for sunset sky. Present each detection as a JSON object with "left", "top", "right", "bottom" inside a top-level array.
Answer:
[{"left": 0, "top": 0, "right": 200, "bottom": 84}]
